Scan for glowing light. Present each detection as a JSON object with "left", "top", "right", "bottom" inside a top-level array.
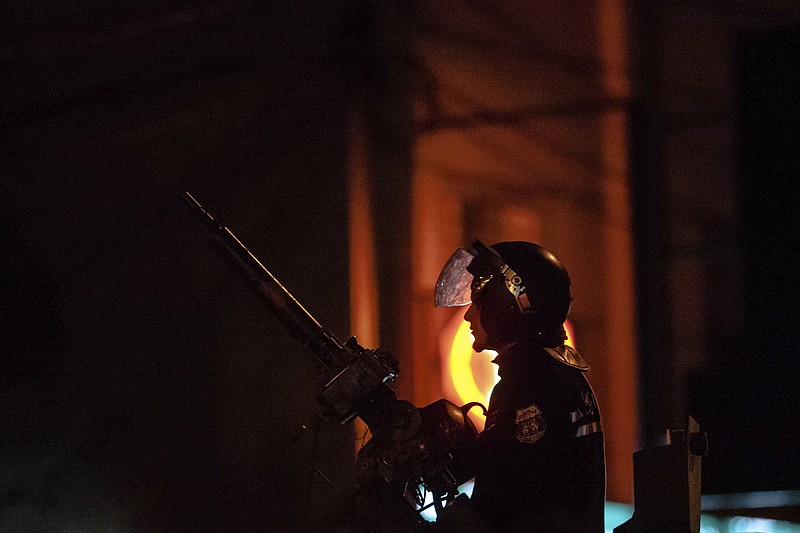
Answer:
[
  {"left": 422, "top": 497, "right": 800, "bottom": 530},
  {"left": 602, "top": 502, "right": 800, "bottom": 533},
  {"left": 447, "top": 319, "right": 497, "bottom": 425},
  {"left": 441, "top": 310, "right": 576, "bottom": 430},
  {"left": 417, "top": 481, "right": 474, "bottom": 522},
  {"left": 564, "top": 320, "right": 575, "bottom": 348},
  {"left": 703, "top": 490, "right": 800, "bottom": 511}
]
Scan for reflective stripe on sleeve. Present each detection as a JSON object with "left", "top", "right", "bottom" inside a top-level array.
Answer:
[{"left": 576, "top": 421, "right": 602, "bottom": 438}]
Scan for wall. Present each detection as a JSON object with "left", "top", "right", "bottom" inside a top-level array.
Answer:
[
  {"left": 629, "top": 1, "right": 800, "bottom": 504},
  {"left": 2, "top": 3, "right": 361, "bottom": 531},
  {"left": 409, "top": 0, "right": 638, "bottom": 503}
]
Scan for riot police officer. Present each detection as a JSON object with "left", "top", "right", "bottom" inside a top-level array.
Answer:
[{"left": 434, "top": 240, "right": 606, "bottom": 533}]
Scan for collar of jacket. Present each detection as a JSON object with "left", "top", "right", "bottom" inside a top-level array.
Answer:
[{"left": 492, "top": 340, "right": 589, "bottom": 372}]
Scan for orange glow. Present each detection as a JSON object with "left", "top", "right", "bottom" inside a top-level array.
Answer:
[
  {"left": 348, "top": 110, "right": 378, "bottom": 451},
  {"left": 564, "top": 320, "right": 575, "bottom": 348},
  {"left": 441, "top": 311, "right": 575, "bottom": 431},
  {"left": 444, "top": 317, "right": 497, "bottom": 431}
]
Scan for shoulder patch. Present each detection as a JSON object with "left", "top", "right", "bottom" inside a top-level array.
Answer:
[
  {"left": 515, "top": 404, "right": 546, "bottom": 443},
  {"left": 543, "top": 345, "right": 589, "bottom": 371}
]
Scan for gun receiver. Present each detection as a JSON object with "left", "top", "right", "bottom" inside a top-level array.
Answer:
[
  {"left": 183, "top": 192, "right": 399, "bottom": 425},
  {"left": 184, "top": 192, "right": 481, "bottom": 516}
]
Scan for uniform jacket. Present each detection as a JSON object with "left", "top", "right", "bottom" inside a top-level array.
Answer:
[{"left": 460, "top": 340, "right": 606, "bottom": 532}]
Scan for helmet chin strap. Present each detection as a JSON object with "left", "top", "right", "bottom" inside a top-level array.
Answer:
[
  {"left": 486, "top": 339, "right": 517, "bottom": 354},
  {"left": 496, "top": 325, "right": 568, "bottom": 348}
]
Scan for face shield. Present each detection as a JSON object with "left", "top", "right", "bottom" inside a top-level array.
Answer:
[
  {"left": 434, "top": 247, "right": 477, "bottom": 308},
  {"left": 434, "top": 240, "right": 533, "bottom": 313}
]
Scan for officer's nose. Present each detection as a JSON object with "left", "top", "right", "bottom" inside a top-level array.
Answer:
[{"left": 464, "top": 303, "right": 477, "bottom": 323}]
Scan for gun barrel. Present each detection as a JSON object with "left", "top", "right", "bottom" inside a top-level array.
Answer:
[{"left": 184, "top": 192, "right": 340, "bottom": 369}]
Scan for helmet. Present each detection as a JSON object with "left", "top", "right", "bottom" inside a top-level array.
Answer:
[{"left": 435, "top": 240, "right": 572, "bottom": 344}]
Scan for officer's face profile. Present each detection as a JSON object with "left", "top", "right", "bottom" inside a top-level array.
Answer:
[{"left": 464, "top": 302, "right": 491, "bottom": 352}]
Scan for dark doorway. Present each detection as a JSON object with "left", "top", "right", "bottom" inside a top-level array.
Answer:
[{"left": 696, "top": 26, "right": 800, "bottom": 495}]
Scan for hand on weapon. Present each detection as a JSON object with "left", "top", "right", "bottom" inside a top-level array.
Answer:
[{"left": 184, "top": 192, "right": 482, "bottom": 521}]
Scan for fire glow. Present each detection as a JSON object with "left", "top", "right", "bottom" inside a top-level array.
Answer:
[{"left": 441, "top": 311, "right": 574, "bottom": 431}]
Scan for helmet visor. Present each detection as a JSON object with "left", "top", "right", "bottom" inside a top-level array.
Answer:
[{"left": 434, "top": 247, "right": 477, "bottom": 307}]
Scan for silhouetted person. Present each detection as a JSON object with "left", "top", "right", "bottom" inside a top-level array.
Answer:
[{"left": 434, "top": 241, "right": 606, "bottom": 533}]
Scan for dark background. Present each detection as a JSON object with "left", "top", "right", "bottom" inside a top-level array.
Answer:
[
  {"left": 3, "top": 1, "right": 800, "bottom": 531},
  {"left": 689, "top": 27, "right": 800, "bottom": 494},
  {"left": 627, "top": 5, "right": 800, "bottom": 501},
  {"left": 3, "top": 2, "right": 364, "bottom": 531}
]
